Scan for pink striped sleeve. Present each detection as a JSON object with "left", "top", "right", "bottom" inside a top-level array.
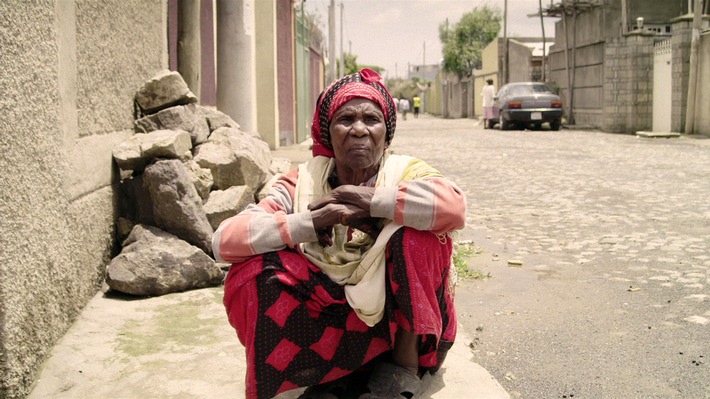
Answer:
[
  {"left": 214, "top": 213, "right": 258, "bottom": 264},
  {"left": 274, "top": 211, "right": 294, "bottom": 247},
  {"left": 393, "top": 185, "right": 408, "bottom": 225},
  {"left": 427, "top": 178, "right": 466, "bottom": 233},
  {"left": 212, "top": 168, "right": 312, "bottom": 264},
  {"left": 371, "top": 177, "right": 466, "bottom": 235}
]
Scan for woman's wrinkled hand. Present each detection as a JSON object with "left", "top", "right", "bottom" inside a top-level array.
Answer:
[
  {"left": 308, "top": 185, "right": 375, "bottom": 213},
  {"left": 308, "top": 186, "right": 377, "bottom": 247},
  {"left": 310, "top": 202, "right": 370, "bottom": 229}
]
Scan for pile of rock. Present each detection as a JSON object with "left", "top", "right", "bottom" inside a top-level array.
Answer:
[{"left": 107, "top": 70, "right": 290, "bottom": 296}]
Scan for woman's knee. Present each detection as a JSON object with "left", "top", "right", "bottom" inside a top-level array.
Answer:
[{"left": 392, "top": 228, "right": 452, "bottom": 257}]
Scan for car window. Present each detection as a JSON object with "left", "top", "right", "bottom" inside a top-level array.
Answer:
[
  {"left": 530, "top": 84, "right": 552, "bottom": 93},
  {"left": 507, "top": 84, "right": 552, "bottom": 96},
  {"left": 508, "top": 86, "right": 530, "bottom": 96}
]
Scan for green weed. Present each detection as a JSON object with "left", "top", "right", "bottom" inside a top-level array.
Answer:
[{"left": 453, "top": 242, "right": 490, "bottom": 280}]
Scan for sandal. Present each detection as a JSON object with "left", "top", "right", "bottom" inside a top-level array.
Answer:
[
  {"left": 358, "top": 362, "right": 429, "bottom": 399},
  {"left": 298, "top": 375, "right": 350, "bottom": 399}
]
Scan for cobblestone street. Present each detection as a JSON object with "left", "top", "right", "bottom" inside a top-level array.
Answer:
[{"left": 389, "top": 115, "right": 710, "bottom": 398}]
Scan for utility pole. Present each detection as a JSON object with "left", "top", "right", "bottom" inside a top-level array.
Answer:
[
  {"left": 684, "top": 0, "right": 703, "bottom": 134},
  {"left": 539, "top": 0, "right": 546, "bottom": 82},
  {"left": 329, "top": 0, "right": 336, "bottom": 83},
  {"left": 423, "top": 41, "right": 426, "bottom": 66},
  {"left": 339, "top": 2, "right": 344, "bottom": 78},
  {"left": 503, "top": 0, "right": 509, "bottom": 84}
]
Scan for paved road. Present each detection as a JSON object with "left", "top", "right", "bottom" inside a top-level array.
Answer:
[{"left": 389, "top": 115, "right": 709, "bottom": 399}]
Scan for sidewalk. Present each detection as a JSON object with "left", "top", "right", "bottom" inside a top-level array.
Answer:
[
  {"left": 28, "top": 285, "right": 509, "bottom": 399},
  {"left": 28, "top": 137, "right": 509, "bottom": 399}
]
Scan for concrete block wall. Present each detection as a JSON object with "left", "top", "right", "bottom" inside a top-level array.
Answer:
[
  {"left": 602, "top": 33, "right": 655, "bottom": 133},
  {"left": 567, "top": 42, "right": 605, "bottom": 127},
  {"left": 424, "top": 72, "right": 444, "bottom": 116},
  {"left": 507, "top": 40, "right": 534, "bottom": 83},
  {"left": 0, "top": 1, "right": 165, "bottom": 398},
  {"left": 547, "top": 6, "right": 608, "bottom": 127},
  {"left": 442, "top": 74, "right": 469, "bottom": 119}
]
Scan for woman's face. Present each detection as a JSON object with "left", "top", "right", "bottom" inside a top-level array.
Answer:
[{"left": 329, "top": 98, "right": 387, "bottom": 174}]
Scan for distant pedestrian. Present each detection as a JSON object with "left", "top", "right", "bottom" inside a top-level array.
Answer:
[
  {"left": 412, "top": 94, "right": 421, "bottom": 118},
  {"left": 399, "top": 97, "right": 410, "bottom": 120},
  {"left": 481, "top": 79, "right": 496, "bottom": 129}
]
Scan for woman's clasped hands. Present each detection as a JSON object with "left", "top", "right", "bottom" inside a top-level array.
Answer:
[{"left": 308, "top": 185, "right": 380, "bottom": 246}]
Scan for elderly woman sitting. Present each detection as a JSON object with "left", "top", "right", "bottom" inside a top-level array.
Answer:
[{"left": 213, "top": 69, "right": 466, "bottom": 399}]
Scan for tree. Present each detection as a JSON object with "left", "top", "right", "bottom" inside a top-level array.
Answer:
[
  {"left": 439, "top": 6, "right": 501, "bottom": 77},
  {"left": 337, "top": 52, "right": 384, "bottom": 76},
  {"left": 386, "top": 77, "right": 421, "bottom": 101}
]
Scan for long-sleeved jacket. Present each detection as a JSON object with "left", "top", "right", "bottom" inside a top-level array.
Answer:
[{"left": 212, "top": 158, "right": 466, "bottom": 265}]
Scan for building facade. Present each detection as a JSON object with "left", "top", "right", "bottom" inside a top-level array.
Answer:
[
  {"left": 546, "top": 0, "right": 709, "bottom": 134},
  {"left": 0, "top": 1, "right": 325, "bottom": 397},
  {"left": 1, "top": 2, "right": 165, "bottom": 397}
]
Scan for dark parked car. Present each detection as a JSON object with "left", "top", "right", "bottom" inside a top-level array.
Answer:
[{"left": 489, "top": 82, "right": 563, "bottom": 131}]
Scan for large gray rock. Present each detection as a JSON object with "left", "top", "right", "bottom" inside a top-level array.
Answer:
[
  {"left": 203, "top": 186, "right": 254, "bottom": 230},
  {"left": 135, "top": 103, "right": 210, "bottom": 145},
  {"left": 106, "top": 224, "right": 224, "bottom": 296},
  {"left": 143, "top": 159, "right": 213, "bottom": 254},
  {"left": 256, "top": 173, "right": 278, "bottom": 202},
  {"left": 200, "top": 106, "right": 240, "bottom": 132},
  {"left": 184, "top": 160, "right": 214, "bottom": 200},
  {"left": 118, "top": 174, "right": 154, "bottom": 226},
  {"left": 193, "top": 127, "right": 271, "bottom": 191},
  {"left": 134, "top": 69, "right": 197, "bottom": 115},
  {"left": 112, "top": 129, "right": 192, "bottom": 173},
  {"left": 254, "top": 158, "right": 293, "bottom": 201},
  {"left": 192, "top": 141, "right": 239, "bottom": 191},
  {"left": 269, "top": 156, "right": 292, "bottom": 175}
]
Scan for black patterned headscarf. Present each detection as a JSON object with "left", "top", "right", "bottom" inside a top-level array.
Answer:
[{"left": 311, "top": 68, "right": 397, "bottom": 157}]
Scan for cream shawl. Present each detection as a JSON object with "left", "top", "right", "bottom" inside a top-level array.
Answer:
[{"left": 294, "top": 153, "right": 417, "bottom": 326}]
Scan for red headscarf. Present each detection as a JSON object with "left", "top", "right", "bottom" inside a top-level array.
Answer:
[{"left": 311, "top": 68, "right": 397, "bottom": 158}]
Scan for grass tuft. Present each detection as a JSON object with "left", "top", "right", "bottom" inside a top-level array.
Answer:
[{"left": 453, "top": 241, "right": 491, "bottom": 280}]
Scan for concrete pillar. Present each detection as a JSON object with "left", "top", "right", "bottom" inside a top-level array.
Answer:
[
  {"left": 216, "top": 0, "right": 256, "bottom": 133},
  {"left": 254, "top": 0, "right": 279, "bottom": 149},
  {"left": 671, "top": 17, "right": 693, "bottom": 133},
  {"left": 178, "top": 0, "right": 201, "bottom": 99}
]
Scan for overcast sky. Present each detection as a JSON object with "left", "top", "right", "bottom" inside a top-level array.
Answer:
[{"left": 304, "top": 0, "right": 560, "bottom": 79}]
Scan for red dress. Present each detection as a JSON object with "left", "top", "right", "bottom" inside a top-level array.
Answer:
[{"left": 223, "top": 228, "right": 457, "bottom": 399}]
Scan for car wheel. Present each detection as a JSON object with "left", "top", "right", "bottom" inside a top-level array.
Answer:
[
  {"left": 500, "top": 118, "right": 511, "bottom": 130},
  {"left": 550, "top": 119, "right": 561, "bottom": 131},
  {"left": 533, "top": 123, "right": 542, "bottom": 130}
]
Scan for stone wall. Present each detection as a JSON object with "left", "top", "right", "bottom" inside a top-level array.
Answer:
[
  {"left": 0, "top": 1, "right": 165, "bottom": 398},
  {"left": 602, "top": 33, "right": 655, "bottom": 133}
]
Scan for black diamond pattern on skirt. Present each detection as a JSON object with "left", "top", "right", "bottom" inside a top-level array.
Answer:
[{"left": 253, "top": 252, "right": 392, "bottom": 399}]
